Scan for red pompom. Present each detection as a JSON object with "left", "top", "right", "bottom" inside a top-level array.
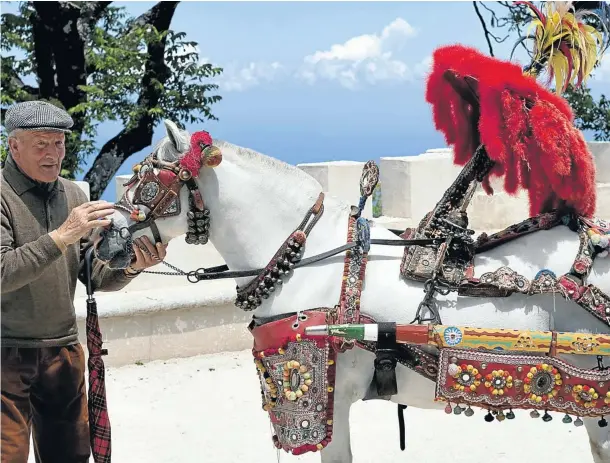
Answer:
[{"left": 179, "top": 130, "right": 214, "bottom": 177}]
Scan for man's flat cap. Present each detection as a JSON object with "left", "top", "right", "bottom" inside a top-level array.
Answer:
[{"left": 4, "top": 100, "right": 73, "bottom": 134}]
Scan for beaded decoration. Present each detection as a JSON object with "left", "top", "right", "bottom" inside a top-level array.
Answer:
[
  {"left": 584, "top": 218, "right": 610, "bottom": 258},
  {"left": 253, "top": 334, "right": 337, "bottom": 455},
  {"left": 235, "top": 231, "right": 306, "bottom": 311},
  {"left": 436, "top": 349, "right": 610, "bottom": 426}
]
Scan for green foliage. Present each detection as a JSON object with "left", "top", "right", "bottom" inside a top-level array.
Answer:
[
  {"left": 472, "top": 1, "right": 608, "bottom": 141},
  {"left": 563, "top": 85, "right": 610, "bottom": 141},
  {"left": 0, "top": 129, "right": 8, "bottom": 167},
  {"left": 372, "top": 182, "right": 382, "bottom": 218},
  {"left": 1, "top": 2, "right": 222, "bottom": 180}
]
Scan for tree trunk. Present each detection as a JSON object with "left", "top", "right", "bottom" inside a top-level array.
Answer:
[{"left": 83, "top": 1, "right": 179, "bottom": 200}]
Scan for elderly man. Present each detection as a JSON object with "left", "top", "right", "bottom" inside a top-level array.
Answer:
[{"left": 1, "top": 100, "right": 165, "bottom": 462}]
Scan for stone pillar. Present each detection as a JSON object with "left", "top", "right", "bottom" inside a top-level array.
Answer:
[
  {"left": 298, "top": 161, "right": 373, "bottom": 218},
  {"left": 116, "top": 175, "right": 131, "bottom": 202},
  {"left": 73, "top": 181, "right": 90, "bottom": 200}
]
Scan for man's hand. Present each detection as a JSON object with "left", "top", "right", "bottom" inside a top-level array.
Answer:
[
  {"left": 55, "top": 201, "right": 115, "bottom": 246},
  {"left": 129, "top": 236, "right": 168, "bottom": 272}
]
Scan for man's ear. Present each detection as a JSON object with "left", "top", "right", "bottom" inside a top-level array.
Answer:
[{"left": 8, "top": 136, "right": 20, "bottom": 159}]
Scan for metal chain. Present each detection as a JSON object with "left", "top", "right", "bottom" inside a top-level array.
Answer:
[
  {"left": 410, "top": 277, "right": 454, "bottom": 325},
  {"left": 126, "top": 230, "right": 188, "bottom": 276}
]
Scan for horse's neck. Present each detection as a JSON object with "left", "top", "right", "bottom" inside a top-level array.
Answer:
[{"left": 198, "top": 154, "right": 350, "bottom": 279}]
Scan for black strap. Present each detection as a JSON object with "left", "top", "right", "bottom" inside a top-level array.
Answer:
[
  {"left": 149, "top": 221, "right": 163, "bottom": 244},
  {"left": 85, "top": 247, "right": 95, "bottom": 298},
  {"left": 398, "top": 404, "right": 408, "bottom": 451},
  {"left": 371, "top": 322, "right": 399, "bottom": 397},
  {"left": 188, "top": 238, "right": 441, "bottom": 282}
]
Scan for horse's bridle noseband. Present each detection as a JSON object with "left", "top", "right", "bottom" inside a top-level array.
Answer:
[{"left": 113, "top": 130, "right": 221, "bottom": 250}]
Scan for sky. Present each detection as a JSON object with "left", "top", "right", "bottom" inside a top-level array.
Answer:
[{"left": 3, "top": 0, "right": 610, "bottom": 201}]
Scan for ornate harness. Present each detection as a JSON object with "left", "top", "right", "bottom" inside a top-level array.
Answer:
[{"left": 112, "top": 130, "right": 222, "bottom": 248}]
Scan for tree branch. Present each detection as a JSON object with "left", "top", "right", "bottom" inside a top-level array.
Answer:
[
  {"left": 473, "top": 1, "right": 495, "bottom": 56},
  {"left": 88, "top": 1, "right": 113, "bottom": 23},
  {"left": 1, "top": 63, "right": 40, "bottom": 99},
  {"left": 83, "top": 1, "right": 180, "bottom": 199},
  {"left": 77, "top": 1, "right": 112, "bottom": 42}
]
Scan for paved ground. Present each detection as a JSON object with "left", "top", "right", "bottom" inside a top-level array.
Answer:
[{"left": 30, "top": 349, "right": 594, "bottom": 462}]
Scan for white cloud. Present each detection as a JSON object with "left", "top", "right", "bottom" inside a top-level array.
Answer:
[
  {"left": 216, "top": 61, "right": 286, "bottom": 92},
  {"left": 298, "top": 18, "right": 419, "bottom": 89},
  {"left": 206, "top": 18, "right": 425, "bottom": 92},
  {"left": 414, "top": 55, "right": 433, "bottom": 79}
]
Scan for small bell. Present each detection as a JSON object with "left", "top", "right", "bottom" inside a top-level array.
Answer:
[
  {"left": 562, "top": 414, "right": 573, "bottom": 424},
  {"left": 484, "top": 411, "right": 494, "bottom": 422},
  {"left": 574, "top": 417, "right": 584, "bottom": 427},
  {"left": 542, "top": 411, "right": 552, "bottom": 422},
  {"left": 464, "top": 406, "right": 474, "bottom": 417},
  {"left": 496, "top": 411, "right": 506, "bottom": 422},
  {"left": 453, "top": 405, "right": 463, "bottom": 415},
  {"left": 444, "top": 403, "right": 452, "bottom": 414},
  {"left": 599, "top": 417, "right": 608, "bottom": 428},
  {"left": 530, "top": 410, "right": 540, "bottom": 419},
  {"left": 506, "top": 410, "right": 515, "bottom": 420}
]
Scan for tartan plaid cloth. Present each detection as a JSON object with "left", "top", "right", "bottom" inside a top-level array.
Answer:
[{"left": 86, "top": 298, "right": 112, "bottom": 463}]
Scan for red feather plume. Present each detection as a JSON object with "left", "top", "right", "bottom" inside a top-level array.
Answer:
[{"left": 425, "top": 44, "right": 597, "bottom": 218}]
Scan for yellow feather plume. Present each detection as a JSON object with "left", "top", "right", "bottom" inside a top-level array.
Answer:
[{"left": 520, "top": 1, "right": 605, "bottom": 94}]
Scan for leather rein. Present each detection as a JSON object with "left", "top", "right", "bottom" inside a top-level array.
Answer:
[{"left": 114, "top": 159, "right": 444, "bottom": 284}]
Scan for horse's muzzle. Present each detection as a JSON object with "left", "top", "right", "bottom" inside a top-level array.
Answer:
[{"left": 95, "top": 218, "right": 134, "bottom": 269}]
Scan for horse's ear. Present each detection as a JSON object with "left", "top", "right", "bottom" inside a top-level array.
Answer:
[{"left": 164, "top": 119, "right": 189, "bottom": 153}]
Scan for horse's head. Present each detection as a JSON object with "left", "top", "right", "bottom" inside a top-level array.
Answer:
[{"left": 92, "top": 119, "right": 223, "bottom": 269}]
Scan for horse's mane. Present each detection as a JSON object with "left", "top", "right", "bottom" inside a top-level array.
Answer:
[
  {"left": 153, "top": 130, "right": 323, "bottom": 193},
  {"left": 211, "top": 139, "right": 324, "bottom": 192}
]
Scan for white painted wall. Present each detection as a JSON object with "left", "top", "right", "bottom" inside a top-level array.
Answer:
[
  {"left": 73, "top": 180, "right": 90, "bottom": 200},
  {"left": 298, "top": 161, "right": 374, "bottom": 218}
]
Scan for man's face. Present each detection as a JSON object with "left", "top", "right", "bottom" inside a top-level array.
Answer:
[{"left": 8, "top": 130, "right": 66, "bottom": 183}]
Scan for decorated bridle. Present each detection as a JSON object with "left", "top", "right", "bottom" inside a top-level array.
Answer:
[{"left": 113, "top": 130, "right": 222, "bottom": 248}]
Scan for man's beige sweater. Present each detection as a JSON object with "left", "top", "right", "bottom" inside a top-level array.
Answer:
[{"left": 1, "top": 155, "right": 134, "bottom": 347}]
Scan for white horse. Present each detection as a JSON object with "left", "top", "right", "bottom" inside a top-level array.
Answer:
[{"left": 94, "top": 121, "right": 610, "bottom": 463}]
